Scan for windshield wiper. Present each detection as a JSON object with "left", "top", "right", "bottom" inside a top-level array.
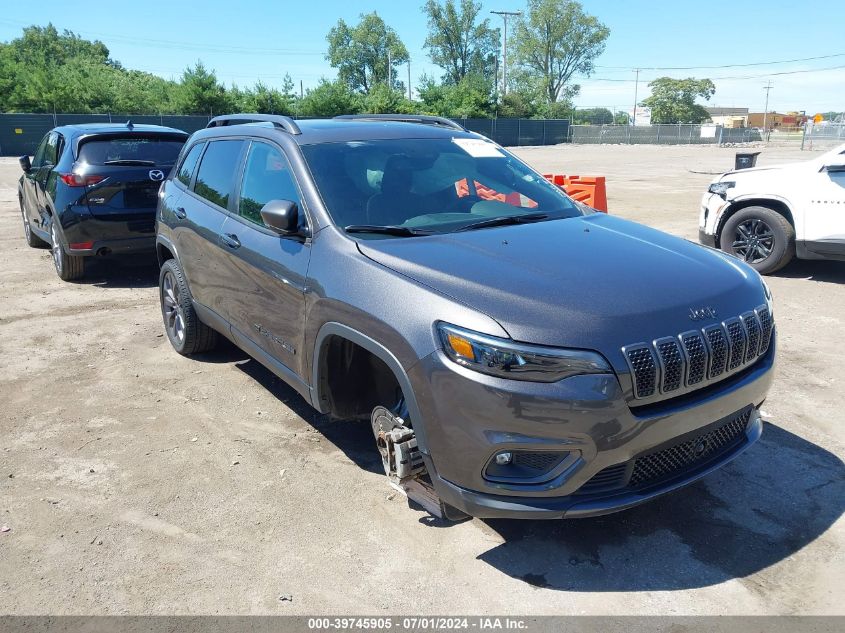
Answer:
[
  {"left": 103, "top": 159, "right": 156, "bottom": 166},
  {"left": 454, "top": 212, "right": 550, "bottom": 232},
  {"left": 344, "top": 224, "right": 434, "bottom": 237}
]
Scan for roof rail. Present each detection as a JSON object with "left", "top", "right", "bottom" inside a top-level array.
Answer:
[
  {"left": 334, "top": 114, "right": 466, "bottom": 132},
  {"left": 206, "top": 113, "right": 301, "bottom": 135}
]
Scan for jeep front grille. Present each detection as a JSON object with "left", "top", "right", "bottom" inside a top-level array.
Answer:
[
  {"left": 623, "top": 345, "right": 658, "bottom": 399},
  {"left": 758, "top": 306, "right": 773, "bottom": 355},
  {"left": 623, "top": 304, "right": 772, "bottom": 401}
]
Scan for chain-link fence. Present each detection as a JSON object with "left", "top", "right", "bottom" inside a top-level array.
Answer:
[
  {"left": 570, "top": 124, "right": 762, "bottom": 145},
  {"left": 802, "top": 116, "right": 845, "bottom": 151}
]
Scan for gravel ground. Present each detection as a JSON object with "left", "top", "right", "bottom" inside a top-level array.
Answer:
[{"left": 0, "top": 144, "right": 843, "bottom": 615}]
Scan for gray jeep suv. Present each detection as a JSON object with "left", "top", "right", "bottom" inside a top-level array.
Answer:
[{"left": 156, "top": 113, "right": 775, "bottom": 520}]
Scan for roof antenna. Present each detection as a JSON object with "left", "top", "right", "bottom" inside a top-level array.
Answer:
[{"left": 126, "top": 119, "right": 134, "bottom": 130}]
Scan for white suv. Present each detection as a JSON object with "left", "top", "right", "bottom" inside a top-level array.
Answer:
[{"left": 699, "top": 143, "right": 845, "bottom": 274}]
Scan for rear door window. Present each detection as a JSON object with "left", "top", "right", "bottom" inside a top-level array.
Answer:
[
  {"left": 237, "top": 142, "right": 304, "bottom": 227},
  {"left": 176, "top": 142, "right": 205, "bottom": 187},
  {"left": 192, "top": 140, "right": 245, "bottom": 209},
  {"left": 78, "top": 135, "right": 186, "bottom": 166},
  {"left": 31, "top": 135, "right": 49, "bottom": 168},
  {"left": 44, "top": 132, "right": 60, "bottom": 166}
]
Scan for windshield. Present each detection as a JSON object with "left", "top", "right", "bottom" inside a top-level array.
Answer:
[
  {"left": 301, "top": 137, "right": 582, "bottom": 235},
  {"left": 78, "top": 135, "right": 186, "bottom": 166}
]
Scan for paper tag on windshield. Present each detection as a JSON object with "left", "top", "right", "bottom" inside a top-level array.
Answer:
[{"left": 452, "top": 138, "right": 505, "bottom": 158}]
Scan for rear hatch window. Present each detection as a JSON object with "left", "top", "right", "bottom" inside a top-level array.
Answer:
[
  {"left": 77, "top": 133, "right": 187, "bottom": 217},
  {"left": 78, "top": 135, "right": 185, "bottom": 166}
]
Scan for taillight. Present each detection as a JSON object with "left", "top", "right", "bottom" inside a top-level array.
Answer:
[{"left": 60, "top": 173, "right": 106, "bottom": 187}]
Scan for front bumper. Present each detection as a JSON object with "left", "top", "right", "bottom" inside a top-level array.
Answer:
[
  {"left": 699, "top": 229, "right": 716, "bottom": 248},
  {"left": 699, "top": 191, "right": 728, "bottom": 247},
  {"left": 409, "top": 335, "right": 775, "bottom": 519}
]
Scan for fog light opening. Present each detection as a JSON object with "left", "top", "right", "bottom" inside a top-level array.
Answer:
[{"left": 494, "top": 451, "right": 513, "bottom": 465}]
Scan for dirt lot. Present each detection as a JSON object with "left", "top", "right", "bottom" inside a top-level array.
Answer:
[{"left": 1, "top": 144, "right": 843, "bottom": 615}]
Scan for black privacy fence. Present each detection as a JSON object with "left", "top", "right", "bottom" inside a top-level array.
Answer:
[
  {"left": 0, "top": 113, "right": 214, "bottom": 156},
  {"left": 0, "top": 113, "right": 572, "bottom": 156}
]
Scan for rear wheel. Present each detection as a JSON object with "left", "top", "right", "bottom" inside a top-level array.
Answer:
[
  {"left": 50, "top": 219, "right": 85, "bottom": 281},
  {"left": 721, "top": 206, "right": 795, "bottom": 275},
  {"left": 159, "top": 259, "right": 218, "bottom": 355}
]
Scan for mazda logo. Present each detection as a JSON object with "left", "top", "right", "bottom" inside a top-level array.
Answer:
[{"left": 149, "top": 169, "right": 165, "bottom": 182}]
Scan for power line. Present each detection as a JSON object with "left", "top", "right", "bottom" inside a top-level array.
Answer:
[
  {"left": 0, "top": 18, "right": 323, "bottom": 56},
  {"left": 595, "top": 52, "right": 845, "bottom": 71},
  {"left": 577, "top": 63, "right": 845, "bottom": 84}
]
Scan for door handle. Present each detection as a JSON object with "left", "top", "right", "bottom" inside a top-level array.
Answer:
[
  {"left": 221, "top": 233, "right": 241, "bottom": 249},
  {"left": 173, "top": 206, "right": 187, "bottom": 220}
]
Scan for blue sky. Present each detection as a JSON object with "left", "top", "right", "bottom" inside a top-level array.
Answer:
[{"left": 1, "top": 0, "right": 844, "bottom": 114}]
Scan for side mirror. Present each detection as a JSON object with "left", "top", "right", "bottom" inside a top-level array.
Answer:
[
  {"left": 19, "top": 155, "right": 31, "bottom": 173},
  {"left": 823, "top": 158, "right": 845, "bottom": 173},
  {"left": 260, "top": 199, "right": 299, "bottom": 235}
]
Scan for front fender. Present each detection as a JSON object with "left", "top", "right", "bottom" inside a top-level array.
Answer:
[
  {"left": 716, "top": 194, "right": 796, "bottom": 241},
  {"left": 310, "top": 322, "right": 431, "bottom": 453}
]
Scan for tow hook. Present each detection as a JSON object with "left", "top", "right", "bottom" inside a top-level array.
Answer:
[{"left": 370, "top": 406, "right": 465, "bottom": 521}]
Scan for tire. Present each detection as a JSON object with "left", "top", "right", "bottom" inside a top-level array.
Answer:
[
  {"left": 20, "top": 196, "right": 48, "bottom": 248},
  {"left": 721, "top": 206, "right": 795, "bottom": 275},
  {"left": 49, "top": 218, "right": 85, "bottom": 281},
  {"left": 159, "top": 259, "right": 218, "bottom": 355}
]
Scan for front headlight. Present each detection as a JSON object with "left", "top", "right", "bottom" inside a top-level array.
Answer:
[
  {"left": 708, "top": 181, "right": 735, "bottom": 197},
  {"left": 437, "top": 323, "right": 611, "bottom": 382}
]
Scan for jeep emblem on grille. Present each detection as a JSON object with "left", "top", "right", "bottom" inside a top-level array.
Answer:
[
  {"left": 149, "top": 169, "right": 165, "bottom": 182},
  {"left": 689, "top": 306, "right": 718, "bottom": 321}
]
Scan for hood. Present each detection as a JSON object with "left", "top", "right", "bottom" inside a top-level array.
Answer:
[{"left": 358, "top": 214, "right": 766, "bottom": 370}]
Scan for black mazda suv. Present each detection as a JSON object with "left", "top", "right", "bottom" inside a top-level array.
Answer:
[{"left": 17, "top": 122, "right": 188, "bottom": 280}]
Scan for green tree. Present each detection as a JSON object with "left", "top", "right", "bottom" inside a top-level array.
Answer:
[
  {"left": 511, "top": 0, "right": 609, "bottom": 103},
  {"left": 573, "top": 107, "right": 613, "bottom": 125},
  {"left": 299, "top": 79, "right": 363, "bottom": 117},
  {"left": 498, "top": 91, "right": 539, "bottom": 118},
  {"left": 0, "top": 24, "right": 118, "bottom": 112},
  {"left": 176, "top": 61, "right": 233, "bottom": 115},
  {"left": 237, "top": 80, "right": 296, "bottom": 115},
  {"left": 641, "top": 77, "right": 716, "bottom": 123},
  {"left": 422, "top": 0, "right": 499, "bottom": 85},
  {"left": 362, "top": 84, "right": 418, "bottom": 114},
  {"left": 326, "top": 13, "right": 409, "bottom": 93},
  {"left": 418, "top": 73, "right": 493, "bottom": 118}
]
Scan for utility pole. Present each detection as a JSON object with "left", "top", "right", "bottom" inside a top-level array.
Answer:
[
  {"left": 632, "top": 68, "right": 640, "bottom": 126},
  {"left": 494, "top": 55, "right": 499, "bottom": 116},
  {"left": 387, "top": 50, "right": 392, "bottom": 88},
  {"left": 763, "top": 81, "right": 773, "bottom": 141},
  {"left": 491, "top": 10, "right": 521, "bottom": 97},
  {"left": 408, "top": 61, "right": 412, "bottom": 101}
]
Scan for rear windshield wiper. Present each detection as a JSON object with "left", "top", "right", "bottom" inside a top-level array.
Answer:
[
  {"left": 103, "top": 159, "right": 156, "bottom": 166},
  {"left": 454, "top": 212, "right": 550, "bottom": 232},
  {"left": 344, "top": 224, "right": 434, "bottom": 237}
]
